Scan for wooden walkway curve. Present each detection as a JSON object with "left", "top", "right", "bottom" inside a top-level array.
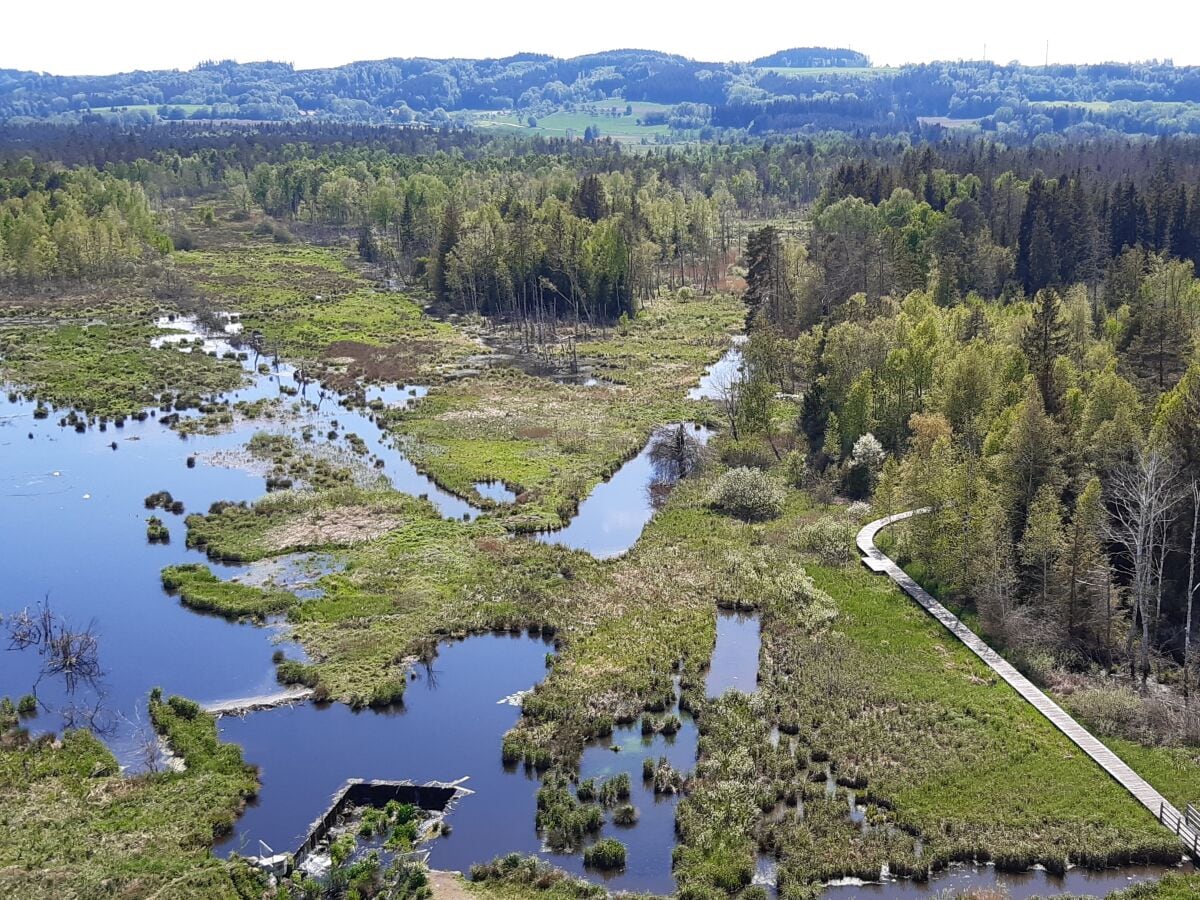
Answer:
[{"left": 857, "top": 508, "right": 1200, "bottom": 856}]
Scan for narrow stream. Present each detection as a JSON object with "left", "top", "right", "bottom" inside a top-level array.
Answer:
[
  {"left": 536, "top": 424, "right": 713, "bottom": 559},
  {"left": 688, "top": 336, "right": 746, "bottom": 401}
]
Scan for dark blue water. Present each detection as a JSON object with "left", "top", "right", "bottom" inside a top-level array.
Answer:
[
  {"left": 536, "top": 425, "right": 713, "bottom": 559},
  {"left": 216, "top": 632, "right": 697, "bottom": 894}
]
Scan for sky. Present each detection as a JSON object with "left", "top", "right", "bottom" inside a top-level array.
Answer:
[{"left": 6, "top": 0, "right": 1194, "bottom": 75}]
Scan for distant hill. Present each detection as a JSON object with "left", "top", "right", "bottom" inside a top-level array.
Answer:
[
  {"left": 3, "top": 50, "right": 1200, "bottom": 139},
  {"left": 751, "top": 48, "right": 871, "bottom": 68}
]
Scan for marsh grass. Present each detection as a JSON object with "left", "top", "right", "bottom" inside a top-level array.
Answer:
[
  {"left": 0, "top": 319, "right": 243, "bottom": 418},
  {"left": 0, "top": 691, "right": 260, "bottom": 897},
  {"left": 161, "top": 563, "right": 296, "bottom": 619}
]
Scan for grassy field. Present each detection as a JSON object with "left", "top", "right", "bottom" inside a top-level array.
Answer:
[
  {"left": 0, "top": 695, "right": 261, "bottom": 898},
  {"left": 176, "top": 234, "right": 475, "bottom": 374},
  {"left": 468, "top": 102, "right": 675, "bottom": 141},
  {"left": 92, "top": 103, "right": 209, "bottom": 115}
]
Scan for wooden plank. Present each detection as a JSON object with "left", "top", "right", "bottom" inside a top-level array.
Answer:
[{"left": 857, "top": 509, "right": 1199, "bottom": 855}]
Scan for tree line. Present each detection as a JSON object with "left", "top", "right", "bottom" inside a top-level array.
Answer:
[{"left": 731, "top": 137, "right": 1200, "bottom": 712}]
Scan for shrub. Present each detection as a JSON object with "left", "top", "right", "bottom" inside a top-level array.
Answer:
[
  {"left": 146, "top": 516, "right": 170, "bottom": 543},
  {"left": 782, "top": 450, "right": 809, "bottom": 487},
  {"left": 597, "top": 773, "right": 630, "bottom": 806},
  {"left": 276, "top": 659, "right": 320, "bottom": 688},
  {"left": 167, "top": 695, "right": 201, "bottom": 720},
  {"left": 17, "top": 694, "right": 37, "bottom": 715},
  {"left": 582, "top": 838, "right": 626, "bottom": 870},
  {"left": 719, "top": 439, "right": 776, "bottom": 470},
  {"left": 793, "top": 516, "right": 854, "bottom": 565},
  {"left": 706, "top": 468, "right": 785, "bottom": 521}
]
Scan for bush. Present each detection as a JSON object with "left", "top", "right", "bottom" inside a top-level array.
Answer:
[
  {"left": 793, "top": 515, "right": 854, "bottom": 565},
  {"left": 582, "top": 838, "right": 626, "bottom": 870},
  {"left": 167, "top": 695, "right": 201, "bottom": 720},
  {"left": 613, "top": 803, "right": 638, "bottom": 825},
  {"left": 276, "top": 659, "right": 320, "bottom": 688},
  {"left": 597, "top": 773, "right": 630, "bottom": 806},
  {"left": 719, "top": 439, "right": 776, "bottom": 470},
  {"left": 707, "top": 467, "right": 785, "bottom": 521}
]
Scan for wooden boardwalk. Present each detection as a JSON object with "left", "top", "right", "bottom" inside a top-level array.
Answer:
[{"left": 858, "top": 508, "right": 1200, "bottom": 856}]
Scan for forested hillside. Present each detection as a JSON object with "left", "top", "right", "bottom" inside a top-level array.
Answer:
[{"left": 5, "top": 50, "right": 1200, "bottom": 139}]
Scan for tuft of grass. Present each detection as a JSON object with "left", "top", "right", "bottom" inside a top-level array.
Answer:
[{"left": 581, "top": 837, "right": 626, "bottom": 870}]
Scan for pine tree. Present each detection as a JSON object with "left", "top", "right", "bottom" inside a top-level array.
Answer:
[
  {"left": 1021, "top": 288, "right": 1069, "bottom": 410},
  {"left": 1027, "top": 209, "right": 1058, "bottom": 292},
  {"left": 431, "top": 201, "right": 460, "bottom": 304}
]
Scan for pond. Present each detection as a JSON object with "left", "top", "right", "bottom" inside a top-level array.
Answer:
[{"left": 216, "top": 631, "right": 697, "bottom": 895}]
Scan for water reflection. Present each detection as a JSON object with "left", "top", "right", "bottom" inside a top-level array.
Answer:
[
  {"left": 536, "top": 424, "right": 713, "bottom": 558},
  {"left": 688, "top": 336, "right": 746, "bottom": 401},
  {"left": 706, "top": 611, "right": 760, "bottom": 697}
]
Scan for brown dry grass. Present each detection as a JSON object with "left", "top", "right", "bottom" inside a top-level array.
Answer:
[{"left": 263, "top": 506, "right": 403, "bottom": 551}]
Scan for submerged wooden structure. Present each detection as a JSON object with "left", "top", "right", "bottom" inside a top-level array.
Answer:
[{"left": 251, "top": 777, "right": 474, "bottom": 876}]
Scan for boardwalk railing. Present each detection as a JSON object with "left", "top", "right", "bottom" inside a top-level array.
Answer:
[
  {"left": 1162, "top": 803, "right": 1200, "bottom": 857},
  {"left": 858, "top": 508, "right": 1200, "bottom": 860}
]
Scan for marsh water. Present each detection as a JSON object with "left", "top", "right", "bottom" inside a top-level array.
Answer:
[
  {"left": 706, "top": 611, "right": 760, "bottom": 697},
  {"left": 217, "top": 632, "right": 699, "bottom": 893},
  {"left": 688, "top": 336, "right": 746, "bottom": 401},
  {"left": 536, "top": 424, "right": 713, "bottom": 558},
  {"left": 0, "top": 318, "right": 1189, "bottom": 896}
]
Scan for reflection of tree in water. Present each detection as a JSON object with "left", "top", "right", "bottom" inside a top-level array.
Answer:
[
  {"left": 5, "top": 598, "right": 113, "bottom": 733},
  {"left": 646, "top": 424, "right": 710, "bottom": 510}
]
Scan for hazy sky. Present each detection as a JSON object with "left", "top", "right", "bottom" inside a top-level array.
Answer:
[{"left": 7, "top": 0, "right": 1194, "bottom": 75}]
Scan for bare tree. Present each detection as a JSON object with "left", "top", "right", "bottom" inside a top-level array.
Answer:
[
  {"left": 5, "top": 599, "right": 104, "bottom": 705},
  {"left": 1105, "top": 451, "right": 1184, "bottom": 684},
  {"left": 1186, "top": 480, "right": 1200, "bottom": 699}
]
